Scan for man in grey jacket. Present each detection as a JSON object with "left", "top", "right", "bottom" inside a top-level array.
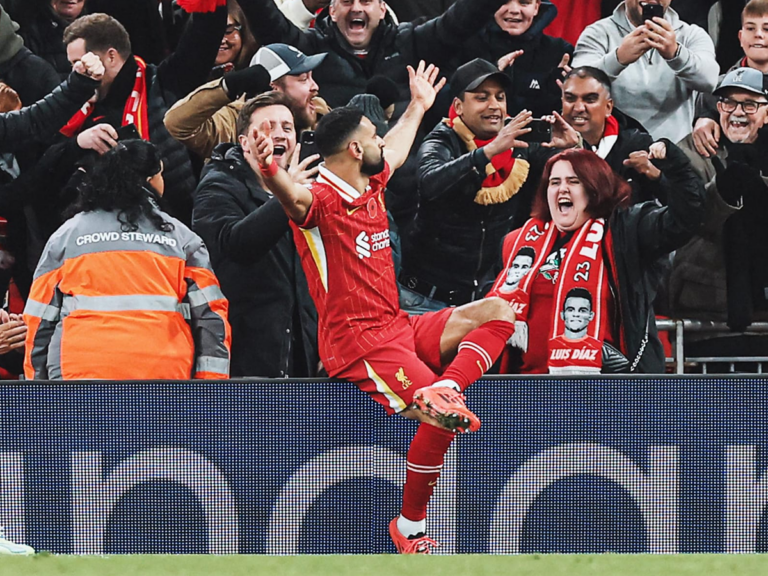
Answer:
[{"left": 572, "top": 0, "right": 718, "bottom": 143}]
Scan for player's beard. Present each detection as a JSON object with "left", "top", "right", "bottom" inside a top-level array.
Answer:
[{"left": 361, "top": 151, "right": 385, "bottom": 176}]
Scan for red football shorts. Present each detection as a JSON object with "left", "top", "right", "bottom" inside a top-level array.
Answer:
[{"left": 334, "top": 307, "right": 453, "bottom": 415}]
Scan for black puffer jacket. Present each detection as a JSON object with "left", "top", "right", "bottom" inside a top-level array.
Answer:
[
  {"left": 0, "top": 70, "right": 99, "bottom": 154},
  {"left": 403, "top": 120, "right": 554, "bottom": 299},
  {"left": 25, "top": 6, "right": 227, "bottom": 229},
  {"left": 606, "top": 140, "right": 705, "bottom": 372},
  {"left": 193, "top": 144, "right": 318, "bottom": 378},
  {"left": 237, "top": 0, "right": 509, "bottom": 110},
  {"left": 450, "top": 1, "right": 572, "bottom": 117},
  {"left": 18, "top": 6, "right": 73, "bottom": 81}
]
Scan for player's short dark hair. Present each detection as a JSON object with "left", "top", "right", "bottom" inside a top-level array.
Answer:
[
  {"left": 236, "top": 91, "right": 294, "bottom": 137},
  {"left": 315, "top": 107, "right": 364, "bottom": 158},
  {"left": 563, "top": 287, "right": 593, "bottom": 310},
  {"left": 564, "top": 66, "right": 613, "bottom": 98},
  {"left": 515, "top": 246, "right": 535, "bottom": 260},
  {"left": 63, "top": 13, "right": 132, "bottom": 60}
]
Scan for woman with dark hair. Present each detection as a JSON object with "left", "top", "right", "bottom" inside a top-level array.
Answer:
[
  {"left": 211, "top": 0, "right": 260, "bottom": 78},
  {"left": 23, "top": 139, "right": 231, "bottom": 381},
  {"left": 487, "top": 141, "right": 704, "bottom": 374}
]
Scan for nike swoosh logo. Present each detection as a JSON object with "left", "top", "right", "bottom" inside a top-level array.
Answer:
[
  {"left": 428, "top": 480, "right": 438, "bottom": 486},
  {"left": 346, "top": 206, "right": 363, "bottom": 215}
]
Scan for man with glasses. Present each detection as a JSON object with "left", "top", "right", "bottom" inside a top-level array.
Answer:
[
  {"left": 671, "top": 67, "right": 768, "bottom": 340},
  {"left": 692, "top": 0, "right": 768, "bottom": 158}
]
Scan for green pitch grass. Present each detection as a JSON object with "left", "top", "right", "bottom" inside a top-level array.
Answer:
[{"left": 0, "top": 554, "right": 766, "bottom": 576}]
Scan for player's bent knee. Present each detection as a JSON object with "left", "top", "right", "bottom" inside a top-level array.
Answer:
[{"left": 461, "top": 297, "right": 515, "bottom": 326}]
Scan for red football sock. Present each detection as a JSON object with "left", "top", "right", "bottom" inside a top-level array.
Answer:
[
  {"left": 440, "top": 319, "right": 515, "bottom": 391},
  {"left": 401, "top": 422, "right": 455, "bottom": 523}
]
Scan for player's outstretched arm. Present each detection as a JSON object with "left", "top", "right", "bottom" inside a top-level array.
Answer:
[
  {"left": 383, "top": 61, "right": 447, "bottom": 172},
  {"left": 249, "top": 120, "right": 313, "bottom": 224}
]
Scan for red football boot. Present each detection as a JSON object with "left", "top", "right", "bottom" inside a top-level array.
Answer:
[
  {"left": 412, "top": 386, "right": 481, "bottom": 433},
  {"left": 388, "top": 518, "right": 439, "bottom": 554}
]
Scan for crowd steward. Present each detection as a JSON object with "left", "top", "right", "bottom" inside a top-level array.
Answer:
[{"left": 0, "top": 0, "right": 756, "bottom": 381}]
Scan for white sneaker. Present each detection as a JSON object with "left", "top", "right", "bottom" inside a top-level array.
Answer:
[{"left": 0, "top": 527, "right": 34, "bottom": 556}]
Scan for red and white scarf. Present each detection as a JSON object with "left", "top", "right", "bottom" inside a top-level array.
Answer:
[
  {"left": 488, "top": 217, "right": 610, "bottom": 374},
  {"left": 592, "top": 114, "right": 619, "bottom": 160},
  {"left": 61, "top": 56, "right": 150, "bottom": 139}
]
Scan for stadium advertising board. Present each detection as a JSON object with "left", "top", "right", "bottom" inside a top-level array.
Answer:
[{"left": 1, "top": 377, "right": 767, "bottom": 554}]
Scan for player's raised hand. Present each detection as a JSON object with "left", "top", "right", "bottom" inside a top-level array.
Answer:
[{"left": 407, "top": 61, "right": 447, "bottom": 112}]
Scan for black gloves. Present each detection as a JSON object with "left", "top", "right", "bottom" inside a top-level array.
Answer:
[{"left": 222, "top": 64, "right": 271, "bottom": 100}]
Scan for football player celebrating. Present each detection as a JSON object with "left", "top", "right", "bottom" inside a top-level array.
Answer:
[{"left": 251, "top": 61, "right": 517, "bottom": 554}]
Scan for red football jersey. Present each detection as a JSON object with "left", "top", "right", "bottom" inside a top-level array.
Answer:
[{"left": 291, "top": 162, "right": 409, "bottom": 374}]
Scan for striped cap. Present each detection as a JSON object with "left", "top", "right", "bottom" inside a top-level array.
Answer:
[{"left": 250, "top": 44, "right": 327, "bottom": 82}]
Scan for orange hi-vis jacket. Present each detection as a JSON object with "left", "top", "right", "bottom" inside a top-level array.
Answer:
[{"left": 23, "top": 209, "right": 231, "bottom": 380}]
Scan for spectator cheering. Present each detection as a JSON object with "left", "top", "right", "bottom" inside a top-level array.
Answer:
[
  {"left": 561, "top": 66, "right": 662, "bottom": 202},
  {"left": 234, "top": 0, "right": 515, "bottom": 110},
  {"left": 400, "top": 58, "right": 579, "bottom": 314},
  {"left": 673, "top": 67, "right": 768, "bottom": 334},
  {"left": 692, "top": 0, "right": 768, "bottom": 158},
  {"left": 165, "top": 43, "right": 327, "bottom": 160},
  {"left": 210, "top": 0, "right": 260, "bottom": 78},
  {"left": 487, "top": 143, "right": 704, "bottom": 374},
  {"left": 193, "top": 92, "right": 319, "bottom": 377},
  {"left": 453, "top": 0, "right": 574, "bottom": 118},
  {"left": 57, "top": 7, "right": 227, "bottom": 222}
]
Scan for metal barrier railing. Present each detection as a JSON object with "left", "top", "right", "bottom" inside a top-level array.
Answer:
[{"left": 656, "top": 319, "right": 768, "bottom": 374}]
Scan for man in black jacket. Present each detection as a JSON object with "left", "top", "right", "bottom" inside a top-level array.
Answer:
[
  {"left": 450, "top": 0, "right": 573, "bottom": 118},
  {"left": 56, "top": 8, "right": 227, "bottom": 223},
  {"left": 193, "top": 92, "right": 318, "bottom": 378},
  {"left": 236, "top": 0, "right": 511, "bottom": 110},
  {"left": 560, "top": 66, "right": 664, "bottom": 203},
  {"left": 400, "top": 58, "right": 578, "bottom": 314}
]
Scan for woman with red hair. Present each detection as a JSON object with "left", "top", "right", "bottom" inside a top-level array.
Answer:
[{"left": 487, "top": 141, "right": 704, "bottom": 374}]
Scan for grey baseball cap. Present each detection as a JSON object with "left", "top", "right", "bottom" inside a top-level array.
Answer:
[
  {"left": 251, "top": 44, "right": 327, "bottom": 82},
  {"left": 713, "top": 67, "right": 767, "bottom": 98}
]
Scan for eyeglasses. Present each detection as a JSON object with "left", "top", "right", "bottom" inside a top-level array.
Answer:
[
  {"left": 224, "top": 24, "right": 242, "bottom": 36},
  {"left": 719, "top": 97, "right": 767, "bottom": 115}
]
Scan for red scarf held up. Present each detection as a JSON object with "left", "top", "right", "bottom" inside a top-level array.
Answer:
[
  {"left": 60, "top": 56, "right": 150, "bottom": 140},
  {"left": 487, "top": 217, "right": 612, "bottom": 374},
  {"left": 447, "top": 104, "right": 518, "bottom": 189},
  {"left": 176, "top": 0, "right": 227, "bottom": 12}
]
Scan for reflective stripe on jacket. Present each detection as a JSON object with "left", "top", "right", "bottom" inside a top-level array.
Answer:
[{"left": 23, "top": 209, "right": 231, "bottom": 380}]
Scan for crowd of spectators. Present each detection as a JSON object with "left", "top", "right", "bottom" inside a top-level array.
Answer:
[{"left": 0, "top": 0, "right": 761, "bottom": 380}]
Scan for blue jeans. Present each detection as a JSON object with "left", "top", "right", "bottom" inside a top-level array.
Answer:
[{"left": 398, "top": 284, "right": 449, "bottom": 316}]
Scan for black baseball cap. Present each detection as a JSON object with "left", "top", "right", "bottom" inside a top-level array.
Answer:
[
  {"left": 450, "top": 58, "right": 512, "bottom": 98},
  {"left": 251, "top": 44, "right": 327, "bottom": 82}
]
